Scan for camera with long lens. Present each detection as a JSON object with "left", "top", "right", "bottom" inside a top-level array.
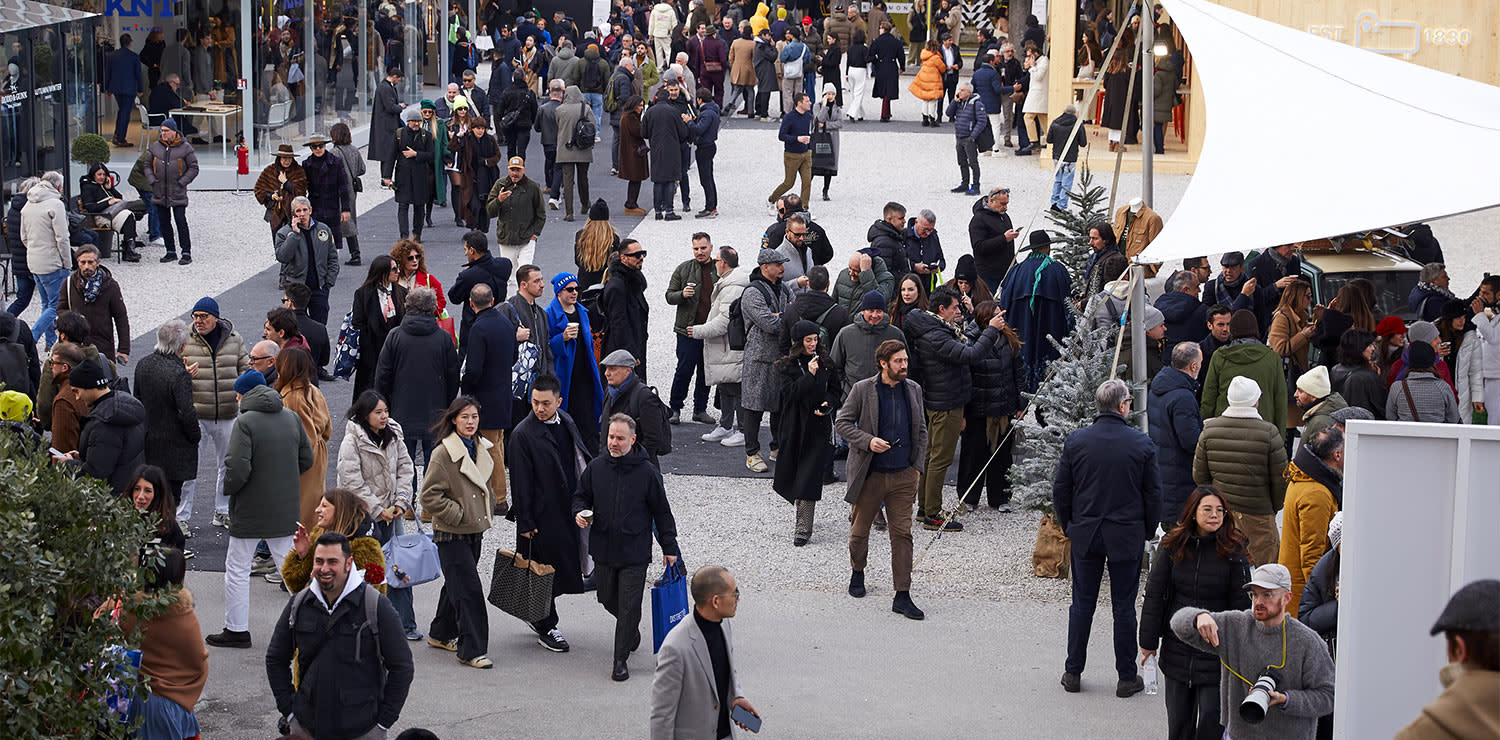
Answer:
[{"left": 1239, "top": 668, "right": 1283, "bottom": 724}]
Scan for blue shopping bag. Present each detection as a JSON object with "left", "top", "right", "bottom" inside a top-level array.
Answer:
[{"left": 651, "top": 560, "right": 689, "bottom": 653}]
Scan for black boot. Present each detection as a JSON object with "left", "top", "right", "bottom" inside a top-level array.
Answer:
[
  {"left": 122, "top": 239, "right": 142, "bottom": 262},
  {"left": 344, "top": 236, "right": 361, "bottom": 265}
]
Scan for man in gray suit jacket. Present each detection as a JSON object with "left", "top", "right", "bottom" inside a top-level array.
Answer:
[
  {"left": 650, "top": 565, "right": 760, "bottom": 740},
  {"left": 834, "top": 338, "right": 929, "bottom": 620}
]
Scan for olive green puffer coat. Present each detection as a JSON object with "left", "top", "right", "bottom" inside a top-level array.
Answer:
[{"left": 1191, "top": 413, "right": 1289, "bottom": 516}]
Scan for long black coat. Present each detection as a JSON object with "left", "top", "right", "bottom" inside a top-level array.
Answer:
[
  {"left": 639, "top": 99, "right": 689, "bottom": 183},
  {"left": 868, "top": 32, "right": 905, "bottom": 100},
  {"left": 460, "top": 307, "right": 517, "bottom": 432},
  {"left": 1139, "top": 533, "right": 1251, "bottom": 684},
  {"left": 1101, "top": 68, "right": 1130, "bottom": 130},
  {"left": 374, "top": 312, "right": 461, "bottom": 438},
  {"left": 369, "top": 80, "right": 403, "bottom": 163},
  {"left": 391, "top": 126, "right": 435, "bottom": 205},
  {"left": 571, "top": 446, "right": 679, "bottom": 567},
  {"left": 351, "top": 283, "right": 408, "bottom": 396},
  {"left": 773, "top": 352, "right": 839, "bottom": 503},
  {"left": 132, "top": 350, "right": 201, "bottom": 482},
  {"left": 507, "top": 411, "right": 592, "bottom": 596},
  {"left": 599, "top": 257, "right": 650, "bottom": 377}
]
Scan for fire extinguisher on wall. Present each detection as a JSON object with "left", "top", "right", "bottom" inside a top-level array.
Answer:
[{"left": 234, "top": 135, "right": 250, "bottom": 195}]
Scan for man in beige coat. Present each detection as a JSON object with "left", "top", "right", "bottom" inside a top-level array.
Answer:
[
  {"left": 726, "top": 22, "right": 758, "bottom": 116},
  {"left": 651, "top": 565, "right": 759, "bottom": 740}
]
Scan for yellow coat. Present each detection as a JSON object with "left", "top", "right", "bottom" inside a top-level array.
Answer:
[
  {"left": 907, "top": 48, "right": 946, "bottom": 101},
  {"left": 1277, "top": 461, "right": 1337, "bottom": 617},
  {"left": 750, "top": 3, "right": 770, "bottom": 37},
  {"left": 280, "top": 527, "right": 389, "bottom": 595}
]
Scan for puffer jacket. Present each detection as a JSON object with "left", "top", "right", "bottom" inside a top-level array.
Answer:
[
  {"left": 1140, "top": 532, "right": 1252, "bottom": 685},
  {"left": 20, "top": 180, "right": 71, "bottom": 275},
  {"left": 1147, "top": 367, "right": 1203, "bottom": 517},
  {"left": 572, "top": 446, "right": 680, "bottom": 567},
  {"left": 223, "top": 385, "right": 313, "bottom": 540},
  {"left": 77, "top": 390, "right": 149, "bottom": 494},
  {"left": 1300, "top": 392, "right": 1347, "bottom": 440},
  {"left": 1192, "top": 412, "right": 1289, "bottom": 516},
  {"left": 1298, "top": 549, "right": 1339, "bottom": 637},
  {"left": 903, "top": 309, "right": 1000, "bottom": 412},
  {"left": 1155, "top": 290, "right": 1208, "bottom": 345},
  {"left": 907, "top": 48, "right": 945, "bottom": 100},
  {"left": 866, "top": 218, "right": 908, "bottom": 275},
  {"left": 5, "top": 192, "right": 30, "bottom": 278},
  {"left": 1200, "top": 340, "right": 1287, "bottom": 435},
  {"left": 832, "top": 254, "right": 895, "bottom": 316},
  {"left": 336, "top": 418, "right": 417, "bottom": 516},
  {"left": 1386, "top": 370, "right": 1461, "bottom": 423},
  {"left": 374, "top": 312, "right": 461, "bottom": 436},
  {"left": 967, "top": 196, "right": 1014, "bottom": 287},
  {"left": 180, "top": 320, "right": 250, "bottom": 422},
  {"left": 690, "top": 267, "right": 747, "bottom": 386},
  {"left": 144, "top": 137, "right": 200, "bottom": 207},
  {"left": 1278, "top": 446, "right": 1342, "bottom": 616},
  {"left": 964, "top": 322, "right": 1024, "bottom": 419},
  {"left": 829, "top": 312, "right": 906, "bottom": 396},
  {"left": 1454, "top": 328, "right": 1487, "bottom": 420}
]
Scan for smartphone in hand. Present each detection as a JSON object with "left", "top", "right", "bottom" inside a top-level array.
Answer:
[{"left": 730, "top": 705, "right": 761, "bottom": 733}]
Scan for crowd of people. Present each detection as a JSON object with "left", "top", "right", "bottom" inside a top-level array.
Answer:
[{"left": 3, "top": 2, "right": 1499, "bottom": 739}]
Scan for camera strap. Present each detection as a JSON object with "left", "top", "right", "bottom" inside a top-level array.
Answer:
[{"left": 1220, "top": 618, "right": 1287, "bottom": 688}]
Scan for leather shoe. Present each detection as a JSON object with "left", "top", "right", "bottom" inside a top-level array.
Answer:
[
  {"left": 891, "top": 592, "right": 924, "bottom": 620},
  {"left": 345, "top": 255, "right": 362, "bottom": 266},
  {"left": 1061, "top": 672, "right": 1081, "bottom": 693},
  {"left": 612, "top": 659, "right": 630, "bottom": 681},
  {"left": 205, "top": 629, "right": 252, "bottom": 648},
  {"left": 1116, "top": 675, "right": 1145, "bottom": 698},
  {"left": 848, "top": 570, "right": 866, "bottom": 598}
]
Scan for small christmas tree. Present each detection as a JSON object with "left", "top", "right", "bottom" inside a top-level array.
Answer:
[
  {"left": 1008, "top": 293, "right": 1120, "bottom": 514},
  {"left": 1045, "top": 161, "right": 1108, "bottom": 285}
]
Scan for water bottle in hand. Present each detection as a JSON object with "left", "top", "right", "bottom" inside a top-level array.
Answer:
[{"left": 1143, "top": 654, "right": 1160, "bottom": 695}]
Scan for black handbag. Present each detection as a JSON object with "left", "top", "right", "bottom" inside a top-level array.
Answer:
[
  {"left": 810, "top": 130, "right": 836, "bottom": 176},
  {"left": 487, "top": 538, "right": 555, "bottom": 623}
]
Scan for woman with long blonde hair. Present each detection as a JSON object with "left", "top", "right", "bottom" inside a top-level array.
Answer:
[
  {"left": 574, "top": 199, "right": 620, "bottom": 292},
  {"left": 1268, "top": 279, "right": 1314, "bottom": 435},
  {"left": 275, "top": 347, "right": 332, "bottom": 528}
]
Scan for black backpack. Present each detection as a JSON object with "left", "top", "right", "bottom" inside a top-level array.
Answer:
[
  {"left": 566, "top": 103, "right": 597, "bottom": 150},
  {"left": 0, "top": 320, "right": 33, "bottom": 397},
  {"left": 581, "top": 59, "right": 606, "bottom": 92},
  {"left": 727, "top": 282, "right": 775, "bottom": 352},
  {"left": 639, "top": 384, "right": 673, "bottom": 456}
]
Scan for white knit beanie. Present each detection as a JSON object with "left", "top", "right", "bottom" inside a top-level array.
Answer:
[
  {"left": 1328, "top": 511, "right": 1344, "bottom": 551},
  {"left": 1226, "top": 376, "right": 1262, "bottom": 407}
]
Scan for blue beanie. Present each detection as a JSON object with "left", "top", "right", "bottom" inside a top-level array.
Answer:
[
  {"left": 192, "top": 296, "right": 220, "bottom": 318},
  {"left": 551, "top": 271, "right": 579, "bottom": 294},
  {"left": 860, "top": 290, "right": 886, "bottom": 312},
  {"left": 161, "top": 117, "right": 181, "bottom": 133},
  {"left": 234, "top": 369, "right": 267, "bottom": 395}
]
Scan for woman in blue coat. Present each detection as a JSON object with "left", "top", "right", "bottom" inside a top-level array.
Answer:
[{"left": 545, "top": 271, "right": 604, "bottom": 454}]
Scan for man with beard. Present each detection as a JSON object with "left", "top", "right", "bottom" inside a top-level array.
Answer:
[{"left": 600, "top": 241, "right": 651, "bottom": 380}]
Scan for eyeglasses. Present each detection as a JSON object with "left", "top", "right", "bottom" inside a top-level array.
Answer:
[
  {"left": 788, "top": 230, "right": 807, "bottom": 238},
  {"left": 190, "top": 312, "right": 213, "bottom": 320},
  {"left": 719, "top": 588, "right": 741, "bottom": 600},
  {"left": 249, "top": 355, "right": 272, "bottom": 362},
  {"left": 47, "top": 358, "right": 68, "bottom": 366},
  {"left": 1197, "top": 506, "right": 1226, "bottom": 515}
]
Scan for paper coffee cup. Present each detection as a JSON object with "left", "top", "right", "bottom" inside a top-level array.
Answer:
[{"left": 579, "top": 509, "right": 594, "bottom": 524}]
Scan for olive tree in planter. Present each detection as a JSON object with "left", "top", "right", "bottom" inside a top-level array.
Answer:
[{"left": 0, "top": 434, "right": 175, "bottom": 737}]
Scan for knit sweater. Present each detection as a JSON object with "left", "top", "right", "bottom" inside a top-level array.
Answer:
[{"left": 1170, "top": 607, "right": 1336, "bottom": 740}]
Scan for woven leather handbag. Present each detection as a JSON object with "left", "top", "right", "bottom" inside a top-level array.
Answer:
[{"left": 488, "top": 538, "right": 556, "bottom": 623}]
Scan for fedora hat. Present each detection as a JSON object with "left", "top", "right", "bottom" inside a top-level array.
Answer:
[
  {"left": 274, "top": 143, "right": 297, "bottom": 158},
  {"left": 305, "top": 134, "right": 330, "bottom": 147}
]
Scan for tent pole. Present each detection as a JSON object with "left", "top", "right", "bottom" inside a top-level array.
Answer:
[
  {"left": 1129, "top": 262, "right": 1148, "bottom": 431},
  {"left": 1141, "top": 12, "right": 1154, "bottom": 207}
]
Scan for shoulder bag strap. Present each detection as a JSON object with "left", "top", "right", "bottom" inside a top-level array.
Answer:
[{"left": 1401, "top": 380, "right": 1420, "bottom": 422}]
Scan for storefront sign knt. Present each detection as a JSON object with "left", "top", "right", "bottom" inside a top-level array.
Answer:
[{"left": 106, "top": 0, "right": 173, "bottom": 17}]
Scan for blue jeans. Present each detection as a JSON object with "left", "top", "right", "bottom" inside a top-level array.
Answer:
[
  {"left": 670, "top": 333, "right": 709, "bottom": 414},
  {"left": 1051, "top": 161, "right": 1076, "bottom": 209},
  {"left": 138, "top": 190, "right": 162, "bottom": 240},
  {"left": 1153, "top": 122, "right": 1165, "bottom": 155},
  {"left": 34, "top": 269, "right": 69, "bottom": 345},
  {"left": 6, "top": 272, "right": 36, "bottom": 315},
  {"left": 583, "top": 92, "right": 604, "bottom": 132},
  {"left": 374, "top": 519, "right": 419, "bottom": 632}
]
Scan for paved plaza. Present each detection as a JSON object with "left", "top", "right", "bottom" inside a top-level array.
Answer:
[{"left": 13, "top": 84, "right": 1496, "bottom": 738}]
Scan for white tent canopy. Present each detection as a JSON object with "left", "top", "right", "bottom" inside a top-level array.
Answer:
[{"left": 1139, "top": 0, "right": 1500, "bottom": 264}]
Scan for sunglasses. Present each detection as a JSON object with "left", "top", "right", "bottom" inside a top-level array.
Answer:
[
  {"left": 559, "top": 285, "right": 579, "bottom": 293},
  {"left": 310, "top": 143, "right": 325, "bottom": 149},
  {"left": 624, "top": 250, "right": 647, "bottom": 259},
  {"left": 406, "top": 255, "right": 421, "bottom": 261}
]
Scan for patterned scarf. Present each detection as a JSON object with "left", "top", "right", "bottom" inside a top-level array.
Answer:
[{"left": 81, "top": 271, "right": 105, "bottom": 304}]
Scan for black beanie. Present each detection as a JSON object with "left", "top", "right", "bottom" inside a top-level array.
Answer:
[{"left": 1408, "top": 341, "right": 1437, "bottom": 370}]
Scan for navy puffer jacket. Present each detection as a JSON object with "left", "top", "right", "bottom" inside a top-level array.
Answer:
[
  {"left": 964, "top": 321, "right": 1024, "bottom": 419},
  {"left": 1147, "top": 366, "right": 1203, "bottom": 518}
]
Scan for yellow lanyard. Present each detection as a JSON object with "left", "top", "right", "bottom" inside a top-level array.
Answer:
[{"left": 1221, "top": 619, "right": 1288, "bottom": 687}]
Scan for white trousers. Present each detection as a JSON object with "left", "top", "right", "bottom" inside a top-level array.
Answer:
[
  {"left": 224, "top": 535, "right": 295, "bottom": 631},
  {"left": 846, "top": 68, "right": 868, "bottom": 120},
  {"left": 986, "top": 113, "right": 1005, "bottom": 152},
  {"left": 498, "top": 241, "right": 533, "bottom": 267},
  {"left": 177, "top": 417, "right": 235, "bottom": 520}
]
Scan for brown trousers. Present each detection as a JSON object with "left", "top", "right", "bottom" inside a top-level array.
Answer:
[
  {"left": 1233, "top": 510, "right": 1280, "bottom": 567},
  {"left": 478, "top": 429, "right": 508, "bottom": 509},
  {"left": 850, "top": 467, "right": 919, "bottom": 591}
]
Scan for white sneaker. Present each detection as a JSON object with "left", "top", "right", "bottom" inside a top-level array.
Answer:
[
  {"left": 211, "top": 512, "right": 230, "bottom": 528},
  {"left": 701, "top": 426, "right": 732, "bottom": 442},
  {"left": 179, "top": 520, "right": 193, "bottom": 538},
  {"left": 746, "top": 454, "right": 767, "bottom": 473},
  {"left": 548, "top": 198, "right": 560, "bottom": 210},
  {"left": 719, "top": 430, "right": 745, "bottom": 446}
]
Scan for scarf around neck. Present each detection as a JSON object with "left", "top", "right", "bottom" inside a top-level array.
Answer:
[{"left": 81, "top": 271, "right": 105, "bottom": 303}]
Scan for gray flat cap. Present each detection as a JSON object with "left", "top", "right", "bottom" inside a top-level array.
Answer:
[
  {"left": 601, "top": 349, "right": 639, "bottom": 367},
  {"left": 757, "top": 248, "right": 789, "bottom": 265}
]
